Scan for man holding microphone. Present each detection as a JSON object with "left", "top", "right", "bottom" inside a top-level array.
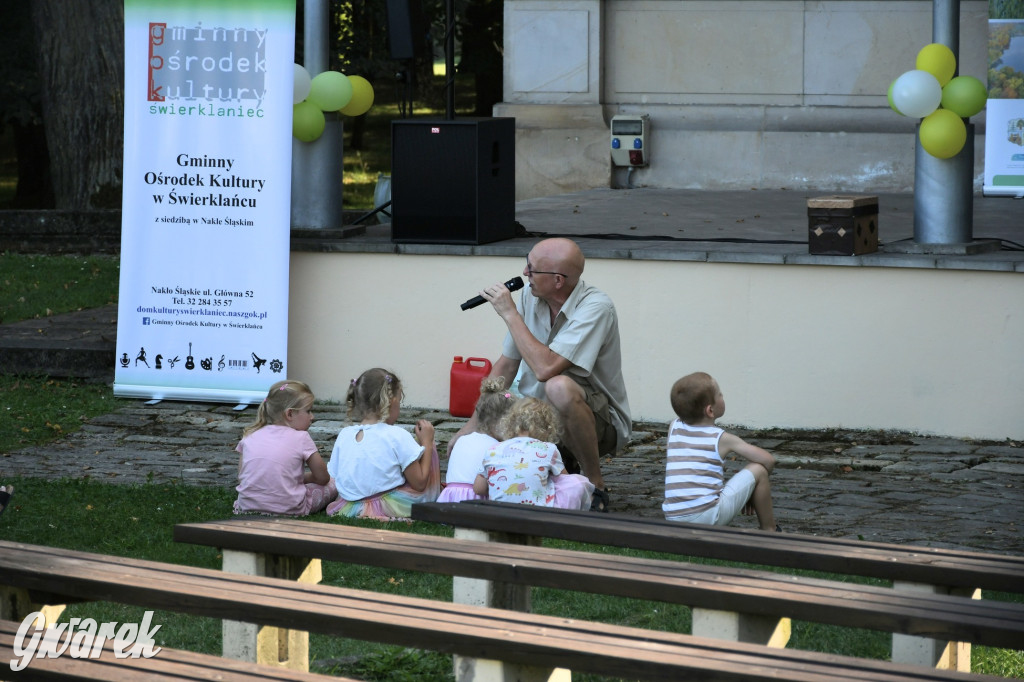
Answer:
[{"left": 449, "top": 238, "right": 630, "bottom": 512}]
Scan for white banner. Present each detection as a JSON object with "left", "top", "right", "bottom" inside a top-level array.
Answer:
[
  {"left": 116, "top": 0, "right": 295, "bottom": 404},
  {"left": 984, "top": 12, "right": 1024, "bottom": 197}
]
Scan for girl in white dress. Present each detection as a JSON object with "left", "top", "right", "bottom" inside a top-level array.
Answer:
[
  {"left": 438, "top": 377, "right": 517, "bottom": 503},
  {"left": 326, "top": 368, "right": 440, "bottom": 520}
]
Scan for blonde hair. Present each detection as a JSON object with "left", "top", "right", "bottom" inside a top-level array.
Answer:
[
  {"left": 244, "top": 379, "right": 314, "bottom": 438},
  {"left": 499, "top": 397, "right": 562, "bottom": 443},
  {"left": 670, "top": 371, "right": 717, "bottom": 423},
  {"left": 347, "top": 368, "right": 402, "bottom": 422},
  {"left": 475, "top": 377, "right": 517, "bottom": 438}
]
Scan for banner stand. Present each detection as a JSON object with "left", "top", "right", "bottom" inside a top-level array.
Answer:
[{"left": 115, "top": 0, "right": 296, "bottom": 405}]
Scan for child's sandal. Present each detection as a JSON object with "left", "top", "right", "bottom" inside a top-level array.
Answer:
[
  {"left": 0, "top": 486, "right": 13, "bottom": 516},
  {"left": 590, "top": 488, "right": 610, "bottom": 513}
]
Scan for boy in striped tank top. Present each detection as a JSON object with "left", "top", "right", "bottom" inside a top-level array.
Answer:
[{"left": 663, "top": 372, "right": 779, "bottom": 531}]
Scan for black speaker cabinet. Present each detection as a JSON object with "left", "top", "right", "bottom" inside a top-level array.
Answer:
[{"left": 391, "top": 117, "right": 516, "bottom": 245}]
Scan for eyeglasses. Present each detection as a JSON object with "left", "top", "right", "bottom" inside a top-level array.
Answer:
[{"left": 526, "top": 260, "right": 566, "bottom": 278}]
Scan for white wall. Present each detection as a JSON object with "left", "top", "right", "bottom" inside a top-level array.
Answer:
[
  {"left": 501, "top": 0, "right": 991, "bottom": 198},
  {"left": 289, "top": 251, "right": 1024, "bottom": 440}
]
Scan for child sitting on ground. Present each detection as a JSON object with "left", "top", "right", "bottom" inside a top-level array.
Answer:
[
  {"left": 234, "top": 379, "right": 337, "bottom": 516},
  {"left": 473, "top": 397, "right": 594, "bottom": 509},
  {"left": 327, "top": 368, "right": 440, "bottom": 520},
  {"left": 438, "top": 377, "right": 517, "bottom": 503},
  {"left": 663, "top": 371, "right": 779, "bottom": 531}
]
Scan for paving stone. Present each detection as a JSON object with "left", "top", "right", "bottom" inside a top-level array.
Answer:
[
  {"left": 845, "top": 444, "right": 911, "bottom": 457},
  {"left": 86, "top": 413, "right": 153, "bottom": 428},
  {"left": 3, "top": 401, "right": 1024, "bottom": 554},
  {"left": 777, "top": 441, "right": 848, "bottom": 454},
  {"left": 882, "top": 461, "right": 967, "bottom": 474},
  {"left": 974, "top": 445, "right": 1024, "bottom": 459},
  {"left": 906, "top": 442, "right": 979, "bottom": 455},
  {"left": 742, "top": 439, "right": 786, "bottom": 451},
  {"left": 970, "top": 461, "right": 1024, "bottom": 476},
  {"left": 122, "top": 435, "right": 195, "bottom": 446},
  {"left": 626, "top": 430, "right": 656, "bottom": 445}
]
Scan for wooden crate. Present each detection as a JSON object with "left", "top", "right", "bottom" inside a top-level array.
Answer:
[{"left": 807, "top": 194, "right": 878, "bottom": 255}]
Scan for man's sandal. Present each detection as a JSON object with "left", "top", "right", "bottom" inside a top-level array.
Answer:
[{"left": 590, "top": 488, "right": 610, "bottom": 513}]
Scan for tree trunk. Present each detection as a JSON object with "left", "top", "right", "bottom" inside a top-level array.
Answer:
[{"left": 31, "top": 0, "right": 124, "bottom": 209}]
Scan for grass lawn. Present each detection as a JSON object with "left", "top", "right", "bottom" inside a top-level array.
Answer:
[
  {"left": 0, "top": 251, "right": 130, "bottom": 452},
  {"left": 1, "top": 475, "right": 1021, "bottom": 680}
]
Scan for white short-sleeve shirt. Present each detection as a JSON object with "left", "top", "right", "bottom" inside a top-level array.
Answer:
[{"left": 328, "top": 422, "right": 424, "bottom": 501}]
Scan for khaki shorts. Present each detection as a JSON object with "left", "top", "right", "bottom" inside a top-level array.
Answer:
[{"left": 556, "top": 375, "right": 618, "bottom": 473}]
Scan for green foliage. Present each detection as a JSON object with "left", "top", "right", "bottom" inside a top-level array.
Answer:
[
  {"left": 991, "top": 0, "right": 1024, "bottom": 20},
  {"left": 0, "top": 252, "right": 120, "bottom": 324}
]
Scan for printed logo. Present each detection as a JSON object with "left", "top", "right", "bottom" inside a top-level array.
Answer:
[
  {"left": 142, "top": 317, "right": 151, "bottom": 325},
  {"left": 10, "top": 611, "right": 162, "bottom": 672},
  {"left": 147, "top": 22, "right": 268, "bottom": 119}
]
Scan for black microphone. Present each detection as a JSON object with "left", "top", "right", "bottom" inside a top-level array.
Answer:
[{"left": 461, "top": 276, "right": 525, "bottom": 311}]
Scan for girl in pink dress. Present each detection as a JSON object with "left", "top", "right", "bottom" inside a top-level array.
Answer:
[
  {"left": 234, "top": 380, "right": 337, "bottom": 516},
  {"left": 438, "top": 377, "right": 517, "bottom": 503},
  {"left": 474, "top": 398, "right": 594, "bottom": 509}
]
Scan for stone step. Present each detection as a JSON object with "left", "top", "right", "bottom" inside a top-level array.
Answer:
[{"left": 0, "top": 305, "right": 116, "bottom": 381}]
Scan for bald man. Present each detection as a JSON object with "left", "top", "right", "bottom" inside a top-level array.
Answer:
[{"left": 448, "top": 238, "right": 631, "bottom": 511}]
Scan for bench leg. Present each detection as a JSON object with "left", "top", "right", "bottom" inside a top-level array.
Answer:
[
  {"left": 691, "top": 608, "right": 791, "bottom": 648},
  {"left": 891, "top": 582, "right": 980, "bottom": 671},
  {"left": 221, "top": 550, "right": 321, "bottom": 672},
  {"left": 0, "top": 587, "right": 66, "bottom": 630},
  {"left": 451, "top": 528, "right": 569, "bottom": 682}
]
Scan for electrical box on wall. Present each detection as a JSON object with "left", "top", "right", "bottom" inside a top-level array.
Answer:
[{"left": 610, "top": 114, "right": 650, "bottom": 167}]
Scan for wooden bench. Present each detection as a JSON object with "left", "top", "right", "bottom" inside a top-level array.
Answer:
[
  {"left": 410, "top": 500, "right": 1024, "bottom": 671},
  {"left": 173, "top": 517, "right": 1023, "bottom": 680},
  {"left": 0, "top": 539, "right": 1004, "bottom": 682},
  {"left": 0, "top": 618, "right": 349, "bottom": 681}
]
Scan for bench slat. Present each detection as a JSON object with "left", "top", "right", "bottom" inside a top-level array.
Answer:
[
  {"left": 0, "top": 541, "right": 1001, "bottom": 682},
  {"left": 411, "top": 501, "right": 1024, "bottom": 592},
  {"left": 173, "top": 518, "right": 1024, "bottom": 649},
  {"left": 0, "top": 619, "right": 348, "bottom": 681}
]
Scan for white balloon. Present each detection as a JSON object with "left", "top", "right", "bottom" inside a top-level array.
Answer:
[
  {"left": 293, "top": 64, "right": 312, "bottom": 105},
  {"left": 890, "top": 70, "right": 942, "bottom": 119}
]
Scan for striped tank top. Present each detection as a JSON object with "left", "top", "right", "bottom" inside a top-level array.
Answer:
[{"left": 662, "top": 420, "right": 724, "bottom": 517}]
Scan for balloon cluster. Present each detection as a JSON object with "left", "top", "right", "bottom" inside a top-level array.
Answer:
[
  {"left": 292, "top": 64, "right": 375, "bottom": 142},
  {"left": 888, "top": 44, "right": 987, "bottom": 159}
]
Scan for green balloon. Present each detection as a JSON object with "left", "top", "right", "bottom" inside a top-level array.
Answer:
[
  {"left": 308, "top": 71, "right": 354, "bottom": 112},
  {"left": 919, "top": 109, "right": 966, "bottom": 159},
  {"left": 940, "top": 76, "right": 987, "bottom": 118},
  {"left": 292, "top": 101, "right": 325, "bottom": 142}
]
